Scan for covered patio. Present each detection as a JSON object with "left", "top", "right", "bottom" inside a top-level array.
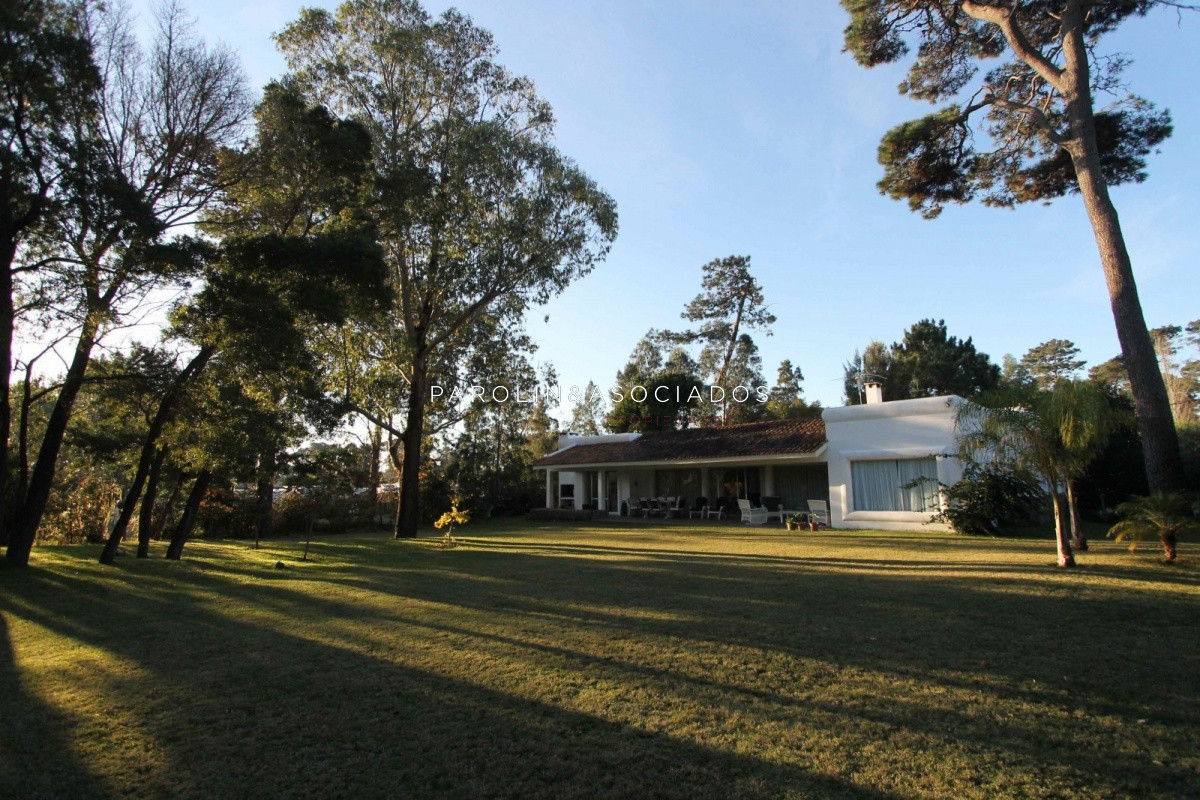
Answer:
[{"left": 533, "top": 419, "right": 830, "bottom": 521}]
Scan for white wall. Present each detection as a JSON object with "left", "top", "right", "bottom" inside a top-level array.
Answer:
[
  {"left": 556, "top": 470, "right": 582, "bottom": 508},
  {"left": 822, "top": 396, "right": 964, "bottom": 531}
]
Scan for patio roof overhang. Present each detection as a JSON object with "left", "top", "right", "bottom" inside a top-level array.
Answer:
[{"left": 534, "top": 443, "right": 829, "bottom": 471}]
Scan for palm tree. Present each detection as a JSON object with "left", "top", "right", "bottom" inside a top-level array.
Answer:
[
  {"left": 1108, "top": 493, "right": 1199, "bottom": 562},
  {"left": 1048, "top": 382, "right": 1128, "bottom": 551},
  {"left": 956, "top": 381, "right": 1121, "bottom": 567}
]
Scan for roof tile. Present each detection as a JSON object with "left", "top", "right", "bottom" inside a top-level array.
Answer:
[{"left": 535, "top": 417, "right": 826, "bottom": 467}]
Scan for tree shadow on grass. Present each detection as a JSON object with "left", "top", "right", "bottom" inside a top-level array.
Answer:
[
  {"left": 3, "top": 567, "right": 903, "bottom": 800},
  {"left": 0, "top": 610, "right": 116, "bottom": 799},
  {"left": 6, "top": 539, "right": 1200, "bottom": 799}
]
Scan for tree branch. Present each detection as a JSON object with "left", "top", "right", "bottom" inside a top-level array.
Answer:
[
  {"left": 960, "top": 0, "right": 1066, "bottom": 91},
  {"left": 985, "top": 96, "right": 1065, "bottom": 145},
  {"left": 348, "top": 401, "right": 406, "bottom": 439}
]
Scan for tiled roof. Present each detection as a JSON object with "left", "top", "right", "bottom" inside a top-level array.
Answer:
[{"left": 534, "top": 417, "right": 826, "bottom": 468}]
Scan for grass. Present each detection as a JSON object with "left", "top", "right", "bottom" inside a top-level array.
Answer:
[{"left": 2, "top": 521, "right": 1198, "bottom": 799}]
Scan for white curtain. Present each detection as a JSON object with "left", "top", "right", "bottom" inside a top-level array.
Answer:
[{"left": 851, "top": 458, "right": 938, "bottom": 511}]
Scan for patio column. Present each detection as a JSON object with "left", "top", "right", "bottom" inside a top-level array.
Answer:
[
  {"left": 764, "top": 465, "right": 775, "bottom": 496},
  {"left": 597, "top": 470, "right": 606, "bottom": 511},
  {"left": 545, "top": 470, "right": 554, "bottom": 509},
  {"left": 701, "top": 467, "right": 710, "bottom": 501}
]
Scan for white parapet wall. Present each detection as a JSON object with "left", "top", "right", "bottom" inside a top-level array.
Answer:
[{"left": 822, "top": 396, "right": 965, "bottom": 531}]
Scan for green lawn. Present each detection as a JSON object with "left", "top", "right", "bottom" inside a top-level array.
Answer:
[{"left": 2, "top": 522, "right": 1198, "bottom": 799}]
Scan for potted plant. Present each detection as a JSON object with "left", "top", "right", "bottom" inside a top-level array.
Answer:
[{"left": 786, "top": 513, "right": 806, "bottom": 532}]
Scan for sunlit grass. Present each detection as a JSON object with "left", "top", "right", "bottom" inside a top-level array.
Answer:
[{"left": 2, "top": 521, "right": 1197, "bottom": 799}]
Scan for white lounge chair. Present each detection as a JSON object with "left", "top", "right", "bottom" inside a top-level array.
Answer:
[
  {"left": 807, "top": 499, "right": 829, "bottom": 526},
  {"left": 737, "top": 498, "right": 768, "bottom": 525}
]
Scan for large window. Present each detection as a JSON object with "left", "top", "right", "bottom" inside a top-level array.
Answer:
[
  {"left": 654, "top": 468, "right": 701, "bottom": 499},
  {"left": 851, "top": 457, "right": 939, "bottom": 512}
]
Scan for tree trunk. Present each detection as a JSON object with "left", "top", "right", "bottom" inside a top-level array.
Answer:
[
  {"left": 388, "top": 436, "right": 403, "bottom": 532},
  {"left": 369, "top": 422, "right": 382, "bottom": 522},
  {"left": 395, "top": 357, "right": 427, "bottom": 538},
  {"left": 153, "top": 470, "right": 184, "bottom": 540},
  {"left": 1060, "top": 9, "right": 1187, "bottom": 494},
  {"left": 136, "top": 446, "right": 168, "bottom": 558},
  {"left": 1066, "top": 479, "right": 1087, "bottom": 551},
  {"left": 255, "top": 447, "right": 276, "bottom": 548},
  {"left": 165, "top": 470, "right": 210, "bottom": 560},
  {"left": 0, "top": 238, "right": 15, "bottom": 546},
  {"left": 5, "top": 315, "right": 100, "bottom": 566},
  {"left": 1051, "top": 488, "right": 1075, "bottom": 567},
  {"left": 1161, "top": 532, "right": 1177, "bottom": 562},
  {"left": 101, "top": 346, "right": 215, "bottom": 564}
]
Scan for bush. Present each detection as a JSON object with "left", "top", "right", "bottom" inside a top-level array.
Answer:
[
  {"left": 273, "top": 489, "right": 376, "bottom": 535},
  {"left": 932, "top": 463, "right": 1044, "bottom": 535},
  {"left": 39, "top": 471, "right": 121, "bottom": 545},
  {"left": 195, "top": 489, "right": 258, "bottom": 539}
]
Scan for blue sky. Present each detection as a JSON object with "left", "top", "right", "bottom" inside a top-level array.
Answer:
[{"left": 137, "top": 0, "right": 1200, "bottom": 413}]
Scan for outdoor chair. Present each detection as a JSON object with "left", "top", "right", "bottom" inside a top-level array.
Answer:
[
  {"left": 666, "top": 497, "right": 687, "bottom": 518},
  {"left": 738, "top": 498, "right": 768, "bottom": 525},
  {"left": 806, "top": 499, "right": 830, "bottom": 526},
  {"left": 704, "top": 498, "right": 727, "bottom": 520},
  {"left": 761, "top": 495, "right": 783, "bottom": 522},
  {"left": 689, "top": 497, "right": 708, "bottom": 519}
]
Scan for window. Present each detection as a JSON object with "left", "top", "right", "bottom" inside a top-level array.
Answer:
[{"left": 851, "top": 458, "right": 939, "bottom": 512}]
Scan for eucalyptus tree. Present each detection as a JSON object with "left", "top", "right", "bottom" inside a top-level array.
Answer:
[
  {"left": 1149, "top": 324, "right": 1200, "bottom": 424},
  {"left": 6, "top": 0, "right": 250, "bottom": 566},
  {"left": 841, "top": 0, "right": 1193, "bottom": 492},
  {"left": 276, "top": 0, "right": 617, "bottom": 537}
]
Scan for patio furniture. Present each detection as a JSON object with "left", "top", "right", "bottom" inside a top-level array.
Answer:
[
  {"left": 689, "top": 497, "right": 708, "bottom": 519},
  {"left": 761, "top": 496, "right": 783, "bottom": 522},
  {"left": 665, "top": 497, "right": 687, "bottom": 518},
  {"left": 738, "top": 498, "right": 768, "bottom": 525},
  {"left": 704, "top": 498, "right": 728, "bottom": 520},
  {"left": 807, "top": 499, "right": 830, "bottom": 526}
]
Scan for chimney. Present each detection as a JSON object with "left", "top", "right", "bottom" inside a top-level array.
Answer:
[{"left": 864, "top": 381, "right": 884, "bottom": 405}]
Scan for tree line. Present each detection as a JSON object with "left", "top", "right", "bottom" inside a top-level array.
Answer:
[
  {"left": 565, "top": 254, "right": 821, "bottom": 434},
  {"left": 2, "top": 0, "right": 616, "bottom": 566}
]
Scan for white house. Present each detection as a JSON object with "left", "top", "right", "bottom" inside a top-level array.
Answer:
[{"left": 533, "top": 388, "right": 965, "bottom": 531}]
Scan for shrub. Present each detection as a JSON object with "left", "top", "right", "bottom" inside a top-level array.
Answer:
[
  {"left": 195, "top": 489, "right": 257, "bottom": 539},
  {"left": 39, "top": 471, "right": 121, "bottom": 545},
  {"left": 931, "top": 463, "right": 1044, "bottom": 535},
  {"left": 273, "top": 489, "right": 375, "bottom": 535}
]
